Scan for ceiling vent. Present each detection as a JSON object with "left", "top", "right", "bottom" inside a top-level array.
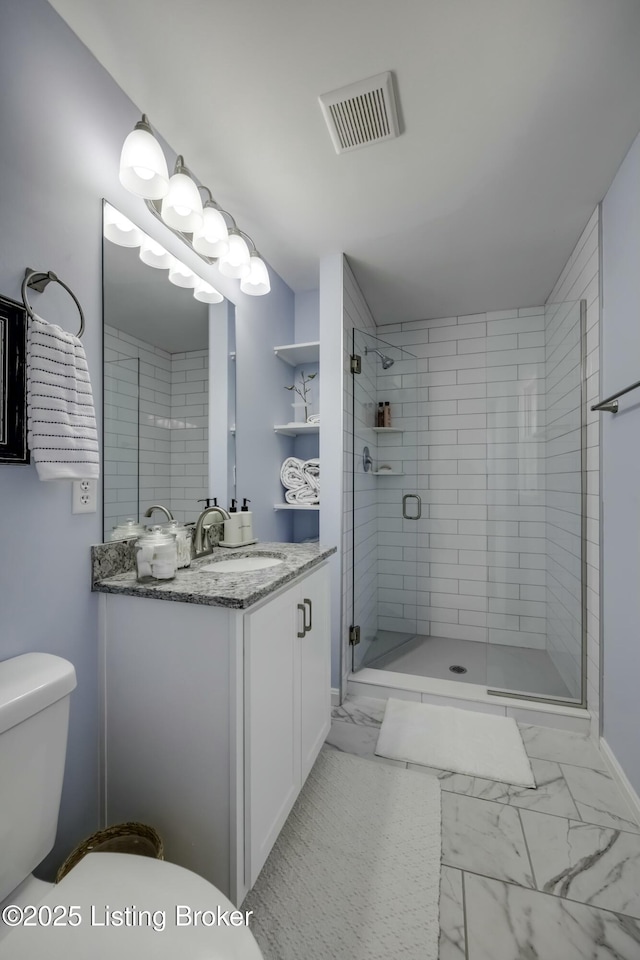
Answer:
[{"left": 319, "top": 71, "right": 400, "bottom": 155}]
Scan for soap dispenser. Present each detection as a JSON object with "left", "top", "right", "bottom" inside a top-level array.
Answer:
[
  {"left": 240, "top": 498, "right": 254, "bottom": 543},
  {"left": 222, "top": 499, "right": 243, "bottom": 546}
]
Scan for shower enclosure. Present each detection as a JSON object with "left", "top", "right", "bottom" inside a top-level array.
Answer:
[{"left": 350, "top": 302, "right": 586, "bottom": 706}]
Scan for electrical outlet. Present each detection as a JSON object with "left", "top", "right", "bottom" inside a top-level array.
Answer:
[{"left": 72, "top": 478, "right": 97, "bottom": 514}]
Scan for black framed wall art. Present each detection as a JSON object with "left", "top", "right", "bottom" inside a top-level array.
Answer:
[{"left": 0, "top": 294, "right": 29, "bottom": 464}]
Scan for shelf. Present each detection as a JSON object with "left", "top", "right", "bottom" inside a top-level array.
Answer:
[
  {"left": 372, "top": 426, "right": 403, "bottom": 433},
  {"left": 274, "top": 423, "right": 320, "bottom": 436},
  {"left": 372, "top": 471, "right": 405, "bottom": 476},
  {"left": 274, "top": 503, "right": 320, "bottom": 511},
  {"left": 273, "top": 341, "right": 320, "bottom": 366}
]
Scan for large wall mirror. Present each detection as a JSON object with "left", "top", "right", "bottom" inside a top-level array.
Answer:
[{"left": 102, "top": 201, "right": 235, "bottom": 541}]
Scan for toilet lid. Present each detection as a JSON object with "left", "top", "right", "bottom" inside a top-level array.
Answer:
[{"left": 0, "top": 853, "right": 264, "bottom": 959}]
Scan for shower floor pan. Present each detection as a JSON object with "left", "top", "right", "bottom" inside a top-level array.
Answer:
[{"left": 348, "top": 634, "right": 590, "bottom": 733}]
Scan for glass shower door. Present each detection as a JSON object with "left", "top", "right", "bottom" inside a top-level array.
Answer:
[
  {"left": 351, "top": 329, "right": 419, "bottom": 671},
  {"left": 486, "top": 300, "right": 585, "bottom": 704}
]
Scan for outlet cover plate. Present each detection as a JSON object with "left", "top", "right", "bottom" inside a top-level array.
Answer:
[{"left": 72, "top": 478, "right": 97, "bottom": 514}]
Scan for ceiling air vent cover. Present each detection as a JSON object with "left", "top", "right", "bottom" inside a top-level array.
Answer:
[{"left": 319, "top": 71, "right": 400, "bottom": 155}]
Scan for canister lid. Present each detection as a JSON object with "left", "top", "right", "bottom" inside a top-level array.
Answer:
[
  {"left": 136, "top": 524, "right": 177, "bottom": 546},
  {"left": 110, "top": 518, "right": 146, "bottom": 541}
]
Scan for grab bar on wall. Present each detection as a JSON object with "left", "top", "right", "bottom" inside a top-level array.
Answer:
[{"left": 591, "top": 379, "right": 640, "bottom": 413}]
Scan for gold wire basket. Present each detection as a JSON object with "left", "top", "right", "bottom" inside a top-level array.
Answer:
[{"left": 55, "top": 821, "right": 164, "bottom": 883}]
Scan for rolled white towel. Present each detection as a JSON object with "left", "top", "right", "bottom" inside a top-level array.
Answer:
[
  {"left": 151, "top": 562, "right": 175, "bottom": 580},
  {"left": 137, "top": 560, "right": 152, "bottom": 579},
  {"left": 285, "top": 484, "right": 319, "bottom": 504},
  {"left": 281, "top": 456, "right": 305, "bottom": 490},
  {"left": 302, "top": 458, "right": 320, "bottom": 492}
]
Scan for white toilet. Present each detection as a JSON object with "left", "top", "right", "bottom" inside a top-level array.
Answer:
[{"left": 0, "top": 653, "right": 264, "bottom": 958}]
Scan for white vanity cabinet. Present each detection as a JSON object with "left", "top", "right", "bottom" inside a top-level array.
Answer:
[
  {"left": 244, "top": 564, "right": 329, "bottom": 885},
  {"left": 99, "top": 561, "right": 330, "bottom": 906}
]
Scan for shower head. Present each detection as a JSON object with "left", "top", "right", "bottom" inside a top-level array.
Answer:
[{"left": 365, "top": 346, "right": 394, "bottom": 369}]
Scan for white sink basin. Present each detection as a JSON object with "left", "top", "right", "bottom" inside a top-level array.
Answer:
[{"left": 200, "top": 556, "right": 284, "bottom": 574}]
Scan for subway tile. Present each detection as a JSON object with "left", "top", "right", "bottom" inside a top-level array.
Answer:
[{"left": 429, "top": 322, "right": 487, "bottom": 341}]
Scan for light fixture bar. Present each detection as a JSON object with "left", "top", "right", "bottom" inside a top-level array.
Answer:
[{"left": 120, "top": 114, "right": 269, "bottom": 295}]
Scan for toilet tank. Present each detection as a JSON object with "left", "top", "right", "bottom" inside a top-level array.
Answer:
[{"left": 0, "top": 654, "right": 77, "bottom": 903}]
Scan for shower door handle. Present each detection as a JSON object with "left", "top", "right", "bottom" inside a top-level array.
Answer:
[{"left": 402, "top": 494, "right": 422, "bottom": 520}]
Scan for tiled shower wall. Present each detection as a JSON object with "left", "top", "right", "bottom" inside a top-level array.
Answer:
[
  {"left": 104, "top": 324, "right": 208, "bottom": 531},
  {"left": 375, "top": 308, "right": 548, "bottom": 651},
  {"left": 169, "top": 349, "right": 209, "bottom": 523}
]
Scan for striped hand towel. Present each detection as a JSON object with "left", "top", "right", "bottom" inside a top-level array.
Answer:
[{"left": 26, "top": 314, "right": 99, "bottom": 481}]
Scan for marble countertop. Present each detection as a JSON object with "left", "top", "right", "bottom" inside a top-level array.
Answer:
[{"left": 92, "top": 541, "right": 336, "bottom": 609}]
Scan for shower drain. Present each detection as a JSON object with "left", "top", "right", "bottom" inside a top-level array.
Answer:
[{"left": 449, "top": 665, "right": 467, "bottom": 674}]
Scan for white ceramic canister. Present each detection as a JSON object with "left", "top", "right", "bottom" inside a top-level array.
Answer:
[{"left": 135, "top": 525, "right": 178, "bottom": 582}]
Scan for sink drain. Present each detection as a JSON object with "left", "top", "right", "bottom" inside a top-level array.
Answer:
[{"left": 449, "top": 665, "right": 467, "bottom": 675}]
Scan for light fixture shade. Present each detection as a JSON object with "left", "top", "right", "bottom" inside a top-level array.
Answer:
[
  {"left": 119, "top": 126, "right": 169, "bottom": 199},
  {"left": 217, "top": 232, "right": 251, "bottom": 279},
  {"left": 240, "top": 255, "right": 271, "bottom": 296},
  {"left": 139, "top": 234, "right": 172, "bottom": 269},
  {"left": 192, "top": 206, "right": 230, "bottom": 258},
  {"left": 103, "top": 203, "right": 143, "bottom": 247},
  {"left": 168, "top": 257, "right": 197, "bottom": 288},
  {"left": 193, "top": 278, "right": 224, "bottom": 304},
  {"left": 161, "top": 172, "right": 204, "bottom": 233}
]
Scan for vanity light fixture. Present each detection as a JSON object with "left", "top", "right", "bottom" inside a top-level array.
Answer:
[
  {"left": 217, "top": 231, "right": 251, "bottom": 279},
  {"left": 168, "top": 256, "right": 198, "bottom": 288},
  {"left": 161, "top": 157, "right": 204, "bottom": 233},
  {"left": 104, "top": 203, "right": 224, "bottom": 305},
  {"left": 139, "top": 234, "right": 172, "bottom": 269},
  {"left": 103, "top": 203, "right": 143, "bottom": 247},
  {"left": 118, "top": 114, "right": 271, "bottom": 296},
  {"left": 241, "top": 253, "right": 271, "bottom": 297},
  {"left": 119, "top": 115, "right": 169, "bottom": 199},
  {"left": 192, "top": 190, "right": 230, "bottom": 258},
  {"left": 194, "top": 278, "right": 224, "bottom": 304}
]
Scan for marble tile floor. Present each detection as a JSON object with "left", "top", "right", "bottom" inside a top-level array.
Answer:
[
  {"left": 368, "top": 633, "right": 573, "bottom": 700},
  {"left": 327, "top": 696, "right": 640, "bottom": 959}
]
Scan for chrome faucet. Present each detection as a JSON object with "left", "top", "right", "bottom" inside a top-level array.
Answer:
[
  {"left": 193, "top": 505, "right": 230, "bottom": 558},
  {"left": 144, "top": 504, "right": 174, "bottom": 523}
]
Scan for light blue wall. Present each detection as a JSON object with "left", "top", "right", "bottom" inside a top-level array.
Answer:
[
  {"left": 235, "top": 284, "right": 296, "bottom": 542},
  {"left": 295, "top": 290, "right": 319, "bottom": 342},
  {"left": 601, "top": 128, "right": 640, "bottom": 795},
  {"left": 0, "top": 0, "right": 297, "bottom": 873}
]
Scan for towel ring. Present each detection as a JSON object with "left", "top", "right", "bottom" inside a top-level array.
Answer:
[{"left": 21, "top": 269, "right": 85, "bottom": 338}]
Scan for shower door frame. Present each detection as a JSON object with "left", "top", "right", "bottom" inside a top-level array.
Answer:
[{"left": 349, "top": 328, "right": 419, "bottom": 673}]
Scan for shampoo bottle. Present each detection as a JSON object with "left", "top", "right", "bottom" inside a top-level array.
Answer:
[{"left": 240, "top": 498, "right": 254, "bottom": 542}]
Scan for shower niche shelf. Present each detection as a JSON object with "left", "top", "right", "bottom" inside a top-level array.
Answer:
[
  {"left": 273, "top": 423, "right": 320, "bottom": 436},
  {"left": 273, "top": 341, "right": 320, "bottom": 366},
  {"left": 372, "top": 427, "right": 403, "bottom": 433},
  {"left": 274, "top": 503, "right": 320, "bottom": 511}
]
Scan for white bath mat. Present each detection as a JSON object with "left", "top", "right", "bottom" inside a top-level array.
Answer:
[
  {"left": 375, "top": 699, "right": 535, "bottom": 788},
  {"left": 243, "top": 749, "right": 441, "bottom": 959}
]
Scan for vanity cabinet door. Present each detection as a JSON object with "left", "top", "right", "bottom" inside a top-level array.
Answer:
[
  {"left": 298, "top": 565, "right": 331, "bottom": 782},
  {"left": 244, "top": 586, "right": 301, "bottom": 886}
]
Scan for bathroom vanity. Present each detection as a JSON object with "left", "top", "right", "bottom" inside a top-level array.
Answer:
[{"left": 94, "top": 542, "right": 335, "bottom": 906}]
